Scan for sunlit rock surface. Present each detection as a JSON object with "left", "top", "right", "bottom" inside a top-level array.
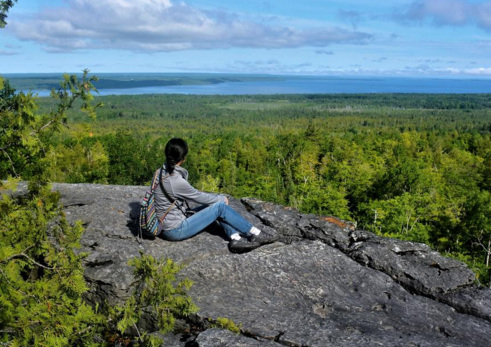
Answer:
[{"left": 51, "top": 183, "right": 491, "bottom": 347}]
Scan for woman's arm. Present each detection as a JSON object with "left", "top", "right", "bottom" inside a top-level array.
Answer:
[{"left": 172, "top": 176, "right": 226, "bottom": 205}]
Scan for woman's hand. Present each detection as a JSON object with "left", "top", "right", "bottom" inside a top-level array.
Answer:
[{"left": 224, "top": 196, "right": 229, "bottom": 205}]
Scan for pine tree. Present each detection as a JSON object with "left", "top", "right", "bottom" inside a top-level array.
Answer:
[
  {"left": 1, "top": 72, "right": 199, "bottom": 345},
  {"left": 0, "top": 71, "right": 106, "bottom": 345}
]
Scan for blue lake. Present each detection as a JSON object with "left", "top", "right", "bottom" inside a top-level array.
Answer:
[{"left": 26, "top": 76, "right": 491, "bottom": 96}]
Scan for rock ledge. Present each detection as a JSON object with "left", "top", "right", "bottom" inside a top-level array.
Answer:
[{"left": 50, "top": 183, "right": 491, "bottom": 347}]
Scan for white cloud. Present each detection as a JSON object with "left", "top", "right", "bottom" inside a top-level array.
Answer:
[
  {"left": 290, "top": 64, "right": 491, "bottom": 77},
  {"left": 477, "top": 2, "right": 491, "bottom": 29},
  {"left": 162, "top": 61, "right": 491, "bottom": 76},
  {"left": 405, "top": 63, "right": 432, "bottom": 71},
  {"left": 396, "top": 0, "right": 491, "bottom": 31},
  {"left": 7, "top": 0, "right": 372, "bottom": 53},
  {"left": 401, "top": 65, "right": 491, "bottom": 76},
  {"left": 399, "top": 0, "right": 471, "bottom": 26},
  {"left": 464, "top": 67, "right": 491, "bottom": 75}
]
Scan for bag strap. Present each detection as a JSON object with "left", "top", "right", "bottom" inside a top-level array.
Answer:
[
  {"left": 159, "top": 201, "right": 175, "bottom": 224},
  {"left": 158, "top": 169, "right": 176, "bottom": 224},
  {"left": 160, "top": 170, "right": 173, "bottom": 202},
  {"left": 150, "top": 168, "right": 162, "bottom": 191},
  {"left": 160, "top": 171, "right": 190, "bottom": 216}
]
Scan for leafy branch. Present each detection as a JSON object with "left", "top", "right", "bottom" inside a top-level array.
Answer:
[
  {"left": 0, "top": 0, "right": 17, "bottom": 28},
  {"left": 0, "top": 70, "right": 102, "bottom": 184}
]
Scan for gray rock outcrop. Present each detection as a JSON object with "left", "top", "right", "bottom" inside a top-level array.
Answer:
[{"left": 52, "top": 183, "right": 491, "bottom": 347}]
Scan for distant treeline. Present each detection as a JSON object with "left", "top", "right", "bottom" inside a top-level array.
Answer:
[
  {"left": 7, "top": 73, "right": 281, "bottom": 91},
  {"left": 26, "top": 93, "right": 491, "bottom": 284}
]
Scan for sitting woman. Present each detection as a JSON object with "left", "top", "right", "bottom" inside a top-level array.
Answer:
[{"left": 154, "top": 138, "right": 277, "bottom": 252}]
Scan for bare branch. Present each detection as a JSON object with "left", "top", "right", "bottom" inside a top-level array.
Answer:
[
  {"left": 30, "top": 119, "right": 55, "bottom": 136},
  {"left": 0, "top": 267, "right": 12, "bottom": 286},
  {"left": 472, "top": 231, "right": 490, "bottom": 252},
  {"left": 2, "top": 253, "right": 54, "bottom": 270},
  {"left": 0, "top": 147, "right": 18, "bottom": 177},
  {"left": 132, "top": 319, "right": 143, "bottom": 342}
]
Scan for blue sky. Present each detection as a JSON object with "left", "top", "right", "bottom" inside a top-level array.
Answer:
[{"left": 1, "top": 0, "right": 491, "bottom": 77}]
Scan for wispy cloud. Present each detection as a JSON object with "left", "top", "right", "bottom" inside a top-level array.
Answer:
[
  {"left": 152, "top": 61, "right": 491, "bottom": 76},
  {"left": 75, "top": 63, "right": 105, "bottom": 68},
  {"left": 235, "top": 59, "right": 280, "bottom": 66},
  {"left": 229, "top": 60, "right": 313, "bottom": 73},
  {"left": 285, "top": 64, "right": 491, "bottom": 77},
  {"left": 372, "top": 57, "right": 388, "bottom": 63},
  {"left": 337, "top": 10, "right": 366, "bottom": 29},
  {"left": 405, "top": 63, "right": 432, "bottom": 71},
  {"left": 5, "top": 43, "right": 21, "bottom": 49},
  {"left": 7, "top": 0, "right": 372, "bottom": 53},
  {"left": 395, "top": 0, "right": 491, "bottom": 31},
  {"left": 315, "top": 49, "right": 334, "bottom": 55},
  {"left": 147, "top": 59, "right": 316, "bottom": 74},
  {"left": 0, "top": 49, "right": 19, "bottom": 55}
]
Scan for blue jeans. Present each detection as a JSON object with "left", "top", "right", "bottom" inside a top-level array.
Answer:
[{"left": 161, "top": 201, "right": 253, "bottom": 241}]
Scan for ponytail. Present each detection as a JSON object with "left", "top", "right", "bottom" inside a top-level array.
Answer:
[{"left": 165, "top": 138, "right": 188, "bottom": 173}]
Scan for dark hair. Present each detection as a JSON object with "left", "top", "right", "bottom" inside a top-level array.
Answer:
[{"left": 165, "top": 138, "right": 188, "bottom": 173}]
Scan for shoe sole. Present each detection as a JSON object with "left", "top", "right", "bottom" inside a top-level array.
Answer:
[
  {"left": 229, "top": 245, "right": 261, "bottom": 254},
  {"left": 250, "top": 235, "right": 279, "bottom": 246}
]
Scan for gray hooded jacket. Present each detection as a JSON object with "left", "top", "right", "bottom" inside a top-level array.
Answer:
[{"left": 154, "top": 164, "right": 226, "bottom": 231}]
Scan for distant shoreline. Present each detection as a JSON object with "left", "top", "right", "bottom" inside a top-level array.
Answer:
[
  {"left": 5, "top": 74, "right": 489, "bottom": 96},
  {"left": 5, "top": 73, "right": 283, "bottom": 93}
]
